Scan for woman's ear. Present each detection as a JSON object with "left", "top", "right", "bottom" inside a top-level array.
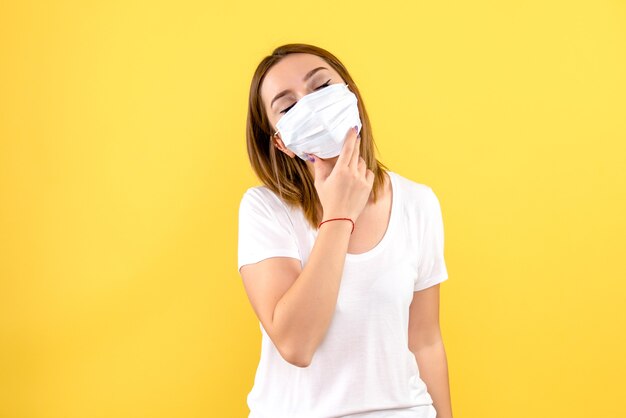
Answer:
[{"left": 272, "top": 132, "right": 296, "bottom": 158}]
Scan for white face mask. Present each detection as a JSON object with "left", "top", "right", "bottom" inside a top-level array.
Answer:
[{"left": 274, "top": 82, "right": 362, "bottom": 161}]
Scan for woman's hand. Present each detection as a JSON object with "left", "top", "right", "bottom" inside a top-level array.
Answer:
[{"left": 311, "top": 126, "right": 375, "bottom": 222}]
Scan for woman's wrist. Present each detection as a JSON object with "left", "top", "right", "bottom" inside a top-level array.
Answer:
[{"left": 318, "top": 217, "right": 355, "bottom": 234}]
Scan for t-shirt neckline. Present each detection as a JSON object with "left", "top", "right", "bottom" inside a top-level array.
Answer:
[{"left": 313, "top": 170, "right": 399, "bottom": 262}]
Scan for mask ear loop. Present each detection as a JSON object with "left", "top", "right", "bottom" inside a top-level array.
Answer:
[{"left": 272, "top": 131, "right": 281, "bottom": 149}]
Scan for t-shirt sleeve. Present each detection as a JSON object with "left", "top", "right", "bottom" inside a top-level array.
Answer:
[
  {"left": 414, "top": 186, "right": 449, "bottom": 291},
  {"left": 237, "top": 188, "right": 302, "bottom": 274}
]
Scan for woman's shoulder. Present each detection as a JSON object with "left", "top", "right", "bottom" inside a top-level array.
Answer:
[
  {"left": 241, "top": 184, "right": 270, "bottom": 199},
  {"left": 239, "top": 185, "right": 291, "bottom": 214},
  {"left": 388, "top": 170, "right": 439, "bottom": 206}
]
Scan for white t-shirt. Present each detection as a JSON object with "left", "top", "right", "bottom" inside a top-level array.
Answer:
[{"left": 237, "top": 170, "right": 449, "bottom": 418}]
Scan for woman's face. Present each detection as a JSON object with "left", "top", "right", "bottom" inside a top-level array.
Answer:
[{"left": 260, "top": 53, "right": 346, "bottom": 159}]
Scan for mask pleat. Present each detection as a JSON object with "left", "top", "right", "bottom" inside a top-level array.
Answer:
[{"left": 274, "top": 83, "right": 361, "bottom": 159}]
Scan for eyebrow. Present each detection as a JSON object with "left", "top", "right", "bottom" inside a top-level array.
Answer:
[{"left": 270, "top": 66, "right": 329, "bottom": 109}]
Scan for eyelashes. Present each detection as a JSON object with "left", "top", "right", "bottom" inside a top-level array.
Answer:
[
  {"left": 279, "top": 103, "right": 295, "bottom": 115},
  {"left": 279, "top": 79, "right": 332, "bottom": 114}
]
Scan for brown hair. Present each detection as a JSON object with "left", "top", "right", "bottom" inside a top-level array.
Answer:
[{"left": 245, "top": 43, "right": 390, "bottom": 230}]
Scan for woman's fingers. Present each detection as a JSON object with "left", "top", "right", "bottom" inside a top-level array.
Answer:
[
  {"left": 350, "top": 128, "right": 361, "bottom": 170},
  {"left": 367, "top": 169, "right": 375, "bottom": 185},
  {"left": 312, "top": 153, "right": 334, "bottom": 184},
  {"left": 357, "top": 156, "right": 366, "bottom": 178},
  {"left": 336, "top": 126, "right": 358, "bottom": 168}
]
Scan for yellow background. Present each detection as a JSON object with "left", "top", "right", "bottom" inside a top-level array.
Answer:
[{"left": 1, "top": 1, "right": 625, "bottom": 417}]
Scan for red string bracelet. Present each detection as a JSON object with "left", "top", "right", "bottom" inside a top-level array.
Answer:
[{"left": 318, "top": 217, "right": 355, "bottom": 234}]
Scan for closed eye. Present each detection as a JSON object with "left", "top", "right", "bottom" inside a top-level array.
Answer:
[{"left": 279, "top": 79, "right": 332, "bottom": 114}]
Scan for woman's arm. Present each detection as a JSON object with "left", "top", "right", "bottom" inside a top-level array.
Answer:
[
  {"left": 240, "top": 219, "right": 353, "bottom": 368},
  {"left": 408, "top": 284, "right": 454, "bottom": 418},
  {"left": 240, "top": 130, "right": 373, "bottom": 369}
]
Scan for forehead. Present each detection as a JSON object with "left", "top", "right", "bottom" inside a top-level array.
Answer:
[{"left": 261, "top": 53, "right": 333, "bottom": 103}]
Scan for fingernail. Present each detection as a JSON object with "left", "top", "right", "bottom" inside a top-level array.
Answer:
[
  {"left": 307, "top": 154, "right": 315, "bottom": 162},
  {"left": 353, "top": 126, "right": 359, "bottom": 133}
]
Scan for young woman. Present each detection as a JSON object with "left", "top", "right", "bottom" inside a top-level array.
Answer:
[{"left": 237, "top": 43, "right": 453, "bottom": 418}]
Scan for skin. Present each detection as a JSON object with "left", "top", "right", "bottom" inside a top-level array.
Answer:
[{"left": 245, "top": 52, "right": 454, "bottom": 417}]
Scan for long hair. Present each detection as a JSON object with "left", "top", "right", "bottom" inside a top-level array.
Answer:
[{"left": 246, "top": 43, "right": 390, "bottom": 230}]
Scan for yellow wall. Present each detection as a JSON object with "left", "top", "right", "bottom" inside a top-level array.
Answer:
[{"left": 1, "top": 1, "right": 625, "bottom": 417}]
